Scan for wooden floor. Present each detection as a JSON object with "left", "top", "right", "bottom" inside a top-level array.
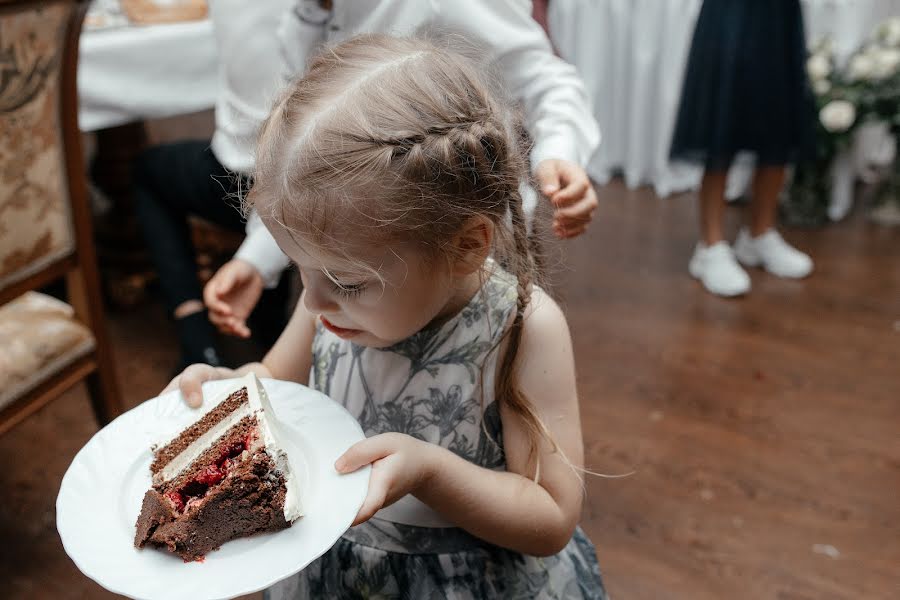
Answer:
[{"left": 1, "top": 180, "right": 897, "bottom": 599}]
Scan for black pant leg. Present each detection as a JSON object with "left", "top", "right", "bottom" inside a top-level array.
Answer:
[{"left": 132, "top": 140, "right": 247, "bottom": 314}]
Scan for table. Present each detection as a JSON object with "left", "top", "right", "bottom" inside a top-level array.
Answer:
[{"left": 78, "top": 8, "right": 218, "bottom": 131}]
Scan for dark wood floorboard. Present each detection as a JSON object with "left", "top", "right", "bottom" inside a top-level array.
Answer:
[
  {"left": 1, "top": 180, "right": 897, "bottom": 599},
  {"left": 553, "top": 182, "right": 899, "bottom": 600}
]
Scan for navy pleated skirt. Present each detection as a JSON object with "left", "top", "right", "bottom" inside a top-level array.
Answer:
[{"left": 670, "top": 0, "right": 817, "bottom": 170}]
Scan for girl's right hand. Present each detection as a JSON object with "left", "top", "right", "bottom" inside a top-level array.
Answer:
[{"left": 161, "top": 364, "right": 238, "bottom": 409}]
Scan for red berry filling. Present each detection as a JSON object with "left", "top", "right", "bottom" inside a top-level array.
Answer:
[
  {"left": 165, "top": 490, "right": 185, "bottom": 512},
  {"left": 165, "top": 428, "right": 258, "bottom": 513}
]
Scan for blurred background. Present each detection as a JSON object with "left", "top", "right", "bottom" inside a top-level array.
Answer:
[{"left": 0, "top": 1, "right": 897, "bottom": 599}]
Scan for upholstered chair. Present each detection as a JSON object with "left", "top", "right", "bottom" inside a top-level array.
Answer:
[{"left": 0, "top": 0, "right": 122, "bottom": 435}]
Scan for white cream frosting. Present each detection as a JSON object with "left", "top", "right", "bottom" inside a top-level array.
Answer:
[
  {"left": 247, "top": 373, "right": 303, "bottom": 521},
  {"left": 158, "top": 373, "right": 303, "bottom": 521}
]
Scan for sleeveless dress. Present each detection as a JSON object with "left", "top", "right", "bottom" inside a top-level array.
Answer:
[
  {"left": 670, "top": 0, "right": 816, "bottom": 170},
  {"left": 266, "top": 268, "right": 606, "bottom": 599}
]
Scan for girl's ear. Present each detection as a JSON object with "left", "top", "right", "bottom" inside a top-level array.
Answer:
[{"left": 450, "top": 215, "right": 494, "bottom": 276}]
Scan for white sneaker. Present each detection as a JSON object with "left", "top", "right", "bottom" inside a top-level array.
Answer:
[
  {"left": 689, "top": 241, "right": 751, "bottom": 297},
  {"left": 734, "top": 228, "right": 813, "bottom": 279}
]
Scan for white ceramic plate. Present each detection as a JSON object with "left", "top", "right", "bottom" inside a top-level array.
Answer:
[{"left": 57, "top": 378, "right": 369, "bottom": 600}]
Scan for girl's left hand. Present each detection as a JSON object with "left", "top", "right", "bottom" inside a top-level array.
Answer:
[{"left": 334, "top": 433, "right": 435, "bottom": 526}]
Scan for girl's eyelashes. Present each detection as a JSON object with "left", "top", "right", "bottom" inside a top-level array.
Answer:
[{"left": 332, "top": 281, "right": 367, "bottom": 299}]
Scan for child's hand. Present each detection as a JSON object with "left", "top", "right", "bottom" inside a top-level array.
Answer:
[
  {"left": 334, "top": 433, "right": 435, "bottom": 526},
  {"left": 203, "top": 259, "right": 264, "bottom": 338},
  {"left": 162, "top": 364, "right": 238, "bottom": 408},
  {"left": 534, "top": 158, "right": 598, "bottom": 239}
]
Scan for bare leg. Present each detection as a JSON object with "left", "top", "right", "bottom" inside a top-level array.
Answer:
[
  {"left": 699, "top": 170, "right": 728, "bottom": 245},
  {"left": 690, "top": 169, "right": 751, "bottom": 297},
  {"left": 749, "top": 165, "right": 787, "bottom": 236}
]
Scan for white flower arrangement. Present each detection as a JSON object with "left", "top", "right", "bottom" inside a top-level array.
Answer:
[
  {"left": 819, "top": 100, "right": 856, "bottom": 133},
  {"left": 872, "top": 48, "right": 900, "bottom": 79},
  {"left": 813, "top": 79, "right": 831, "bottom": 95},
  {"left": 848, "top": 53, "right": 875, "bottom": 81},
  {"left": 790, "top": 17, "right": 900, "bottom": 225},
  {"left": 875, "top": 17, "right": 900, "bottom": 48},
  {"left": 848, "top": 46, "right": 900, "bottom": 81},
  {"left": 807, "top": 53, "right": 831, "bottom": 81}
]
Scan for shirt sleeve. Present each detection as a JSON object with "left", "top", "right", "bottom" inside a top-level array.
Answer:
[
  {"left": 433, "top": 0, "right": 600, "bottom": 170},
  {"left": 234, "top": 210, "right": 291, "bottom": 289},
  {"left": 277, "top": 0, "right": 331, "bottom": 83}
]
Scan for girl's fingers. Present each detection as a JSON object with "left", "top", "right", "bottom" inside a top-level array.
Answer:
[
  {"left": 178, "top": 364, "right": 219, "bottom": 408},
  {"left": 163, "top": 363, "right": 215, "bottom": 399},
  {"left": 352, "top": 463, "right": 390, "bottom": 526},
  {"left": 335, "top": 434, "right": 395, "bottom": 473},
  {"left": 161, "top": 375, "right": 181, "bottom": 395}
]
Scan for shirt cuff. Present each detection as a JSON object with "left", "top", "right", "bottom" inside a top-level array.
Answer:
[
  {"left": 234, "top": 228, "right": 291, "bottom": 289},
  {"left": 530, "top": 134, "right": 583, "bottom": 171}
]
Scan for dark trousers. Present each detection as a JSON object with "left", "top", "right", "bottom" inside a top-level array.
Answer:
[{"left": 133, "top": 140, "right": 287, "bottom": 350}]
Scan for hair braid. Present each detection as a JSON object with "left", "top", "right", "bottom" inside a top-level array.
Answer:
[{"left": 492, "top": 183, "right": 557, "bottom": 479}]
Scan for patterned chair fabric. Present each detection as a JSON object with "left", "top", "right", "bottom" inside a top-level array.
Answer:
[
  {"left": 0, "top": 2, "right": 100, "bottom": 412},
  {"left": 0, "top": 291, "right": 95, "bottom": 410},
  {"left": 0, "top": 3, "right": 77, "bottom": 292}
]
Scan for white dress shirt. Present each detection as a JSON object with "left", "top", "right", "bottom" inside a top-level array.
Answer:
[
  {"left": 208, "top": 0, "right": 294, "bottom": 175},
  {"left": 230, "top": 0, "right": 601, "bottom": 286}
]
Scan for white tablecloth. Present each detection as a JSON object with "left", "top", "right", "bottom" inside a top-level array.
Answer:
[
  {"left": 78, "top": 19, "right": 218, "bottom": 132},
  {"left": 548, "top": 0, "right": 900, "bottom": 197}
]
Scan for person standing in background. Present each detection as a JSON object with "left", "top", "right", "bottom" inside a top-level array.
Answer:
[{"left": 671, "top": 0, "right": 816, "bottom": 297}]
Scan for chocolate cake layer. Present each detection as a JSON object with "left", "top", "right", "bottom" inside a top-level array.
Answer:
[
  {"left": 134, "top": 489, "right": 176, "bottom": 549},
  {"left": 139, "top": 453, "right": 289, "bottom": 561},
  {"left": 158, "top": 415, "right": 258, "bottom": 494},
  {"left": 151, "top": 387, "right": 249, "bottom": 474}
]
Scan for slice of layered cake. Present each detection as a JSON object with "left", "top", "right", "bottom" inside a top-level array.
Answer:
[{"left": 134, "top": 373, "right": 302, "bottom": 561}]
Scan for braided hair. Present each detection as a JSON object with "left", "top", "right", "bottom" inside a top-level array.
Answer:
[{"left": 250, "top": 34, "right": 556, "bottom": 475}]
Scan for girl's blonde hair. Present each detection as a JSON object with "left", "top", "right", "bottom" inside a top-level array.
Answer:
[{"left": 249, "top": 34, "right": 554, "bottom": 473}]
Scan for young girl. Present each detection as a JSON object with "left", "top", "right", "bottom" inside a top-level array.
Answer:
[{"left": 166, "top": 34, "right": 605, "bottom": 599}]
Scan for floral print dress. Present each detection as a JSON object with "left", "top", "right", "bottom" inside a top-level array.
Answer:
[{"left": 267, "top": 269, "right": 606, "bottom": 599}]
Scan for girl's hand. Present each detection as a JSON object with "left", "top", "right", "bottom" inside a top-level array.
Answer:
[
  {"left": 334, "top": 433, "right": 435, "bottom": 526},
  {"left": 161, "top": 364, "right": 239, "bottom": 408}
]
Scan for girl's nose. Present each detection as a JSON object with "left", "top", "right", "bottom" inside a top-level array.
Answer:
[{"left": 302, "top": 282, "right": 339, "bottom": 314}]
